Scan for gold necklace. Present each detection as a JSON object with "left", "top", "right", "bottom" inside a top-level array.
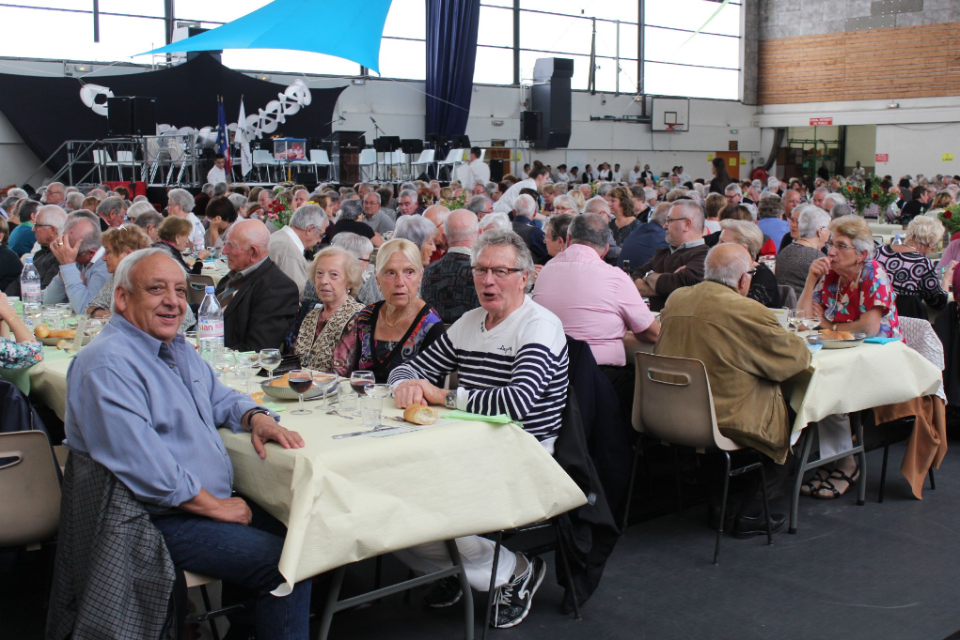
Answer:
[{"left": 381, "top": 304, "right": 416, "bottom": 327}]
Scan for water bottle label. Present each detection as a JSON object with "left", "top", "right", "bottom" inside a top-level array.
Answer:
[
  {"left": 198, "top": 319, "right": 224, "bottom": 338},
  {"left": 22, "top": 282, "right": 40, "bottom": 296}
]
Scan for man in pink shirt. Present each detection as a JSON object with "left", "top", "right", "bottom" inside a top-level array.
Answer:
[{"left": 532, "top": 213, "right": 660, "bottom": 368}]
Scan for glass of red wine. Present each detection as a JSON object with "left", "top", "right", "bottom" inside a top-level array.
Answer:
[
  {"left": 349, "top": 371, "right": 375, "bottom": 416},
  {"left": 288, "top": 369, "right": 314, "bottom": 416}
]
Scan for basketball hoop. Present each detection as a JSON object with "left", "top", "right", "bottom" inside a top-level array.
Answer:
[{"left": 665, "top": 123, "right": 684, "bottom": 132}]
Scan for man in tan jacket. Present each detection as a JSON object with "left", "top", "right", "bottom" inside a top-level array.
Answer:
[{"left": 655, "top": 244, "right": 810, "bottom": 537}]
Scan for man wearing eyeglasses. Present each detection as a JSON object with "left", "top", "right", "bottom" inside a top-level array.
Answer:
[
  {"left": 656, "top": 243, "right": 810, "bottom": 538},
  {"left": 631, "top": 199, "right": 709, "bottom": 312},
  {"left": 43, "top": 182, "right": 66, "bottom": 207}
]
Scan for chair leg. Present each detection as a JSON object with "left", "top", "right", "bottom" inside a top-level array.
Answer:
[
  {"left": 402, "top": 569, "right": 415, "bottom": 604},
  {"left": 673, "top": 446, "right": 683, "bottom": 518},
  {"left": 199, "top": 584, "right": 222, "bottom": 640},
  {"left": 481, "top": 531, "right": 504, "bottom": 640},
  {"left": 853, "top": 412, "right": 867, "bottom": 507},
  {"left": 554, "top": 527, "right": 581, "bottom": 620},
  {"left": 374, "top": 555, "right": 383, "bottom": 604},
  {"left": 621, "top": 435, "right": 642, "bottom": 532},
  {"left": 714, "top": 451, "right": 732, "bottom": 565},
  {"left": 444, "top": 540, "right": 475, "bottom": 640},
  {"left": 929, "top": 467, "right": 936, "bottom": 490},
  {"left": 878, "top": 444, "right": 889, "bottom": 503},
  {"left": 789, "top": 425, "right": 815, "bottom": 534},
  {"left": 757, "top": 461, "right": 773, "bottom": 547},
  {"left": 316, "top": 565, "right": 346, "bottom": 640}
]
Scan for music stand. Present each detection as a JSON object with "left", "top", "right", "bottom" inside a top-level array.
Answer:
[
  {"left": 425, "top": 133, "right": 446, "bottom": 149},
  {"left": 452, "top": 135, "right": 471, "bottom": 149}
]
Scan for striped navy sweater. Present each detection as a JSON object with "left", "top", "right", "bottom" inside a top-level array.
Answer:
[{"left": 389, "top": 297, "right": 569, "bottom": 443}]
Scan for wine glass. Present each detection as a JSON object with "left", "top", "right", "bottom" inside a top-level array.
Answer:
[
  {"left": 787, "top": 309, "right": 805, "bottom": 333},
  {"left": 349, "top": 371, "right": 375, "bottom": 415},
  {"left": 83, "top": 318, "right": 104, "bottom": 339},
  {"left": 288, "top": 369, "right": 314, "bottom": 416},
  {"left": 56, "top": 303, "right": 73, "bottom": 329},
  {"left": 804, "top": 314, "right": 821, "bottom": 331},
  {"left": 22, "top": 302, "right": 42, "bottom": 329},
  {"left": 259, "top": 348, "right": 281, "bottom": 379},
  {"left": 235, "top": 352, "right": 260, "bottom": 393},
  {"left": 213, "top": 350, "right": 235, "bottom": 381}
]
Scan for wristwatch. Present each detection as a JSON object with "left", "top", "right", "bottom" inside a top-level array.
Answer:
[
  {"left": 445, "top": 389, "right": 457, "bottom": 409},
  {"left": 244, "top": 407, "right": 273, "bottom": 430}
]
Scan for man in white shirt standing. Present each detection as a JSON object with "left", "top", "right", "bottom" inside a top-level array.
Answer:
[
  {"left": 493, "top": 164, "right": 550, "bottom": 214},
  {"left": 207, "top": 153, "right": 228, "bottom": 185},
  {"left": 267, "top": 204, "right": 327, "bottom": 296},
  {"left": 628, "top": 165, "right": 642, "bottom": 185},
  {"left": 455, "top": 147, "right": 491, "bottom": 192}
]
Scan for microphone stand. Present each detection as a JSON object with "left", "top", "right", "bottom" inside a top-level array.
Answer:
[{"left": 371, "top": 117, "right": 384, "bottom": 183}]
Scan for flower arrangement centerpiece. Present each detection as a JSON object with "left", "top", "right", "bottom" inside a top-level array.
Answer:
[
  {"left": 266, "top": 194, "right": 294, "bottom": 228},
  {"left": 938, "top": 204, "right": 960, "bottom": 236},
  {"left": 841, "top": 174, "right": 896, "bottom": 215},
  {"left": 440, "top": 191, "right": 468, "bottom": 211}
]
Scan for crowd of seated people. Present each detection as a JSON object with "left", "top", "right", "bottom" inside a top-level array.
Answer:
[{"left": 2, "top": 161, "right": 958, "bottom": 637}]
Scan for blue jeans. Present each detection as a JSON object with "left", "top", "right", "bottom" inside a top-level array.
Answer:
[{"left": 152, "top": 501, "right": 311, "bottom": 640}]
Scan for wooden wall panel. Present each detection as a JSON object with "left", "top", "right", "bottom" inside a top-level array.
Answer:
[{"left": 758, "top": 21, "right": 960, "bottom": 105}]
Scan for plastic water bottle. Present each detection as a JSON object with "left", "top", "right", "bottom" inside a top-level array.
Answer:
[
  {"left": 20, "top": 256, "right": 42, "bottom": 305},
  {"left": 197, "top": 286, "right": 224, "bottom": 354},
  {"left": 892, "top": 233, "right": 904, "bottom": 245},
  {"left": 193, "top": 236, "right": 205, "bottom": 257}
]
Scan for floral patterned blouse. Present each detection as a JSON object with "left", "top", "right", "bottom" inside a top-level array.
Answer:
[
  {"left": 1, "top": 337, "right": 43, "bottom": 369},
  {"left": 356, "top": 302, "right": 445, "bottom": 384},
  {"left": 812, "top": 259, "right": 901, "bottom": 338}
]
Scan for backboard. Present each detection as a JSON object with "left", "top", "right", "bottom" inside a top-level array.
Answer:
[{"left": 651, "top": 97, "right": 690, "bottom": 132}]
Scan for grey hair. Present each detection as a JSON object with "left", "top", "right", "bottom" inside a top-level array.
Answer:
[
  {"left": 650, "top": 202, "right": 672, "bottom": 227},
  {"left": 830, "top": 203, "right": 853, "bottom": 218},
  {"left": 704, "top": 244, "right": 752, "bottom": 288},
  {"left": 719, "top": 219, "right": 763, "bottom": 260},
  {"left": 553, "top": 194, "right": 578, "bottom": 212},
  {"left": 96, "top": 196, "right": 124, "bottom": 217},
  {"left": 583, "top": 196, "right": 611, "bottom": 216},
  {"left": 331, "top": 231, "right": 375, "bottom": 261},
  {"left": 134, "top": 210, "right": 163, "bottom": 231},
  {"left": 470, "top": 229, "right": 535, "bottom": 284},
  {"left": 133, "top": 195, "right": 148, "bottom": 203},
  {"left": 798, "top": 206, "right": 831, "bottom": 238},
  {"left": 400, "top": 182, "right": 417, "bottom": 191},
  {"left": 568, "top": 213, "right": 610, "bottom": 251},
  {"left": 394, "top": 215, "right": 437, "bottom": 249},
  {"left": 906, "top": 215, "right": 945, "bottom": 247},
  {"left": 597, "top": 183, "right": 615, "bottom": 197},
  {"left": 398, "top": 188, "right": 418, "bottom": 202},
  {"left": 363, "top": 191, "right": 381, "bottom": 204},
  {"left": 485, "top": 182, "right": 498, "bottom": 196},
  {"left": 757, "top": 194, "right": 784, "bottom": 220},
  {"left": 111, "top": 248, "right": 185, "bottom": 312},
  {"left": 227, "top": 193, "right": 248, "bottom": 213},
  {"left": 478, "top": 212, "right": 511, "bottom": 231},
  {"left": 167, "top": 188, "right": 196, "bottom": 212},
  {"left": 670, "top": 199, "right": 705, "bottom": 232},
  {"left": 202, "top": 183, "right": 214, "bottom": 196},
  {"left": 68, "top": 209, "right": 100, "bottom": 226},
  {"left": 339, "top": 199, "right": 364, "bottom": 221},
  {"left": 7, "top": 187, "right": 27, "bottom": 199},
  {"left": 126, "top": 201, "right": 155, "bottom": 219},
  {"left": 289, "top": 204, "right": 327, "bottom": 231},
  {"left": 514, "top": 194, "right": 538, "bottom": 218},
  {"left": 64, "top": 216, "right": 102, "bottom": 255},
  {"left": 813, "top": 186, "right": 830, "bottom": 198},
  {"left": 724, "top": 183, "right": 742, "bottom": 196},
  {"left": 465, "top": 195, "right": 492, "bottom": 215},
  {"left": 644, "top": 188, "right": 657, "bottom": 201},
  {"left": 36, "top": 205, "right": 67, "bottom": 232},
  {"left": 213, "top": 182, "right": 228, "bottom": 197},
  {"left": 65, "top": 192, "right": 84, "bottom": 209}
]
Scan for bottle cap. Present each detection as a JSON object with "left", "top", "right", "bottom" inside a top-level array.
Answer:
[
  {"left": 205, "top": 286, "right": 215, "bottom": 293},
  {"left": 25, "top": 257, "right": 33, "bottom": 263}
]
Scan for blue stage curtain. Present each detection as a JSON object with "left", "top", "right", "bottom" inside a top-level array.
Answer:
[{"left": 425, "top": 0, "right": 481, "bottom": 136}]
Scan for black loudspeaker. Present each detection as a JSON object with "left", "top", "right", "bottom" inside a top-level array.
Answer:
[
  {"left": 531, "top": 57, "right": 573, "bottom": 149},
  {"left": 107, "top": 96, "right": 157, "bottom": 136},
  {"left": 520, "top": 111, "right": 541, "bottom": 142}
]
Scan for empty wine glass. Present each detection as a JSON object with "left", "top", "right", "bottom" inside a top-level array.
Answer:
[
  {"left": 259, "top": 348, "right": 281, "bottom": 379},
  {"left": 364, "top": 384, "right": 392, "bottom": 411},
  {"left": 213, "top": 350, "right": 235, "bottom": 381},
  {"left": 288, "top": 369, "right": 314, "bottom": 416},
  {"left": 56, "top": 303, "right": 73, "bottom": 329},
  {"left": 235, "top": 352, "right": 260, "bottom": 393},
  {"left": 787, "top": 309, "right": 805, "bottom": 333}
]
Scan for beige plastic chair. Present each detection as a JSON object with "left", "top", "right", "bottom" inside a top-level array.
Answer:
[
  {"left": 627, "top": 352, "right": 773, "bottom": 564},
  {"left": 187, "top": 274, "right": 216, "bottom": 306},
  {"left": 0, "top": 431, "right": 61, "bottom": 550},
  {"left": 184, "top": 572, "right": 226, "bottom": 640}
]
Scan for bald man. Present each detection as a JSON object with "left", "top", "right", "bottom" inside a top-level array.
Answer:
[
  {"left": 421, "top": 209, "right": 480, "bottom": 323},
  {"left": 215, "top": 219, "right": 299, "bottom": 352}
]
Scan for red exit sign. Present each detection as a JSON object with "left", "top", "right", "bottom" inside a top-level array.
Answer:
[
  {"left": 876, "top": 153, "right": 889, "bottom": 162},
  {"left": 809, "top": 117, "right": 833, "bottom": 126}
]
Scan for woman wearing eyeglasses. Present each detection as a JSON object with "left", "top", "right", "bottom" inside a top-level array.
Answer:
[{"left": 796, "top": 214, "right": 901, "bottom": 500}]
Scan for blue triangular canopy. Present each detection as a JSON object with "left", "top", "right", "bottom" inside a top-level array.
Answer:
[{"left": 139, "top": 0, "right": 393, "bottom": 74}]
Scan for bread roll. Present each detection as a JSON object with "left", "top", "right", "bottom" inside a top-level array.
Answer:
[
  {"left": 34, "top": 323, "right": 50, "bottom": 338},
  {"left": 822, "top": 329, "right": 855, "bottom": 341},
  {"left": 403, "top": 405, "right": 440, "bottom": 425},
  {"left": 48, "top": 329, "right": 76, "bottom": 339},
  {"left": 56, "top": 339, "right": 69, "bottom": 350}
]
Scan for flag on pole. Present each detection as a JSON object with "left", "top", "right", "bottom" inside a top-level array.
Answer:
[
  {"left": 235, "top": 98, "right": 252, "bottom": 179},
  {"left": 215, "top": 96, "right": 232, "bottom": 174}
]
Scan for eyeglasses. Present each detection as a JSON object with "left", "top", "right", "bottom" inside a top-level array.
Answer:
[
  {"left": 745, "top": 268, "right": 757, "bottom": 276},
  {"left": 825, "top": 241, "right": 856, "bottom": 252},
  {"left": 471, "top": 266, "right": 523, "bottom": 280},
  {"left": 663, "top": 216, "right": 689, "bottom": 226},
  {"left": 34, "top": 224, "right": 55, "bottom": 229}
]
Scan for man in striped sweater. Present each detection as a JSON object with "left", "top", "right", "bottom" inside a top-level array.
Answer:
[{"left": 389, "top": 229, "right": 569, "bottom": 629}]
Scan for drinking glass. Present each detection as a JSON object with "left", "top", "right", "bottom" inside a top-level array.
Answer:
[
  {"left": 787, "top": 309, "right": 805, "bottom": 333},
  {"left": 339, "top": 391, "right": 358, "bottom": 414},
  {"left": 235, "top": 352, "right": 260, "bottom": 393},
  {"left": 364, "top": 384, "right": 392, "bottom": 411},
  {"left": 289, "top": 369, "right": 314, "bottom": 416},
  {"left": 804, "top": 314, "right": 821, "bottom": 331},
  {"left": 56, "top": 303, "right": 73, "bottom": 328},
  {"left": 23, "top": 302, "right": 42, "bottom": 328},
  {"left": 360, "top": 395, "right": 382, "bottom": 428},
  {"left": 42, "top": 306, "right": 60, "bottom": 330},
  {"left": 259, "top": 348, "right": 281, "bottom": 378},
  {"left": 213, "top": 350, "right": 235, "bottom": 381},
  {"left": 83, "top": 318, "right": 104, "bottom": 338},
  {"left": 349, "top": 371, "right": 375, "bottom": 415}
]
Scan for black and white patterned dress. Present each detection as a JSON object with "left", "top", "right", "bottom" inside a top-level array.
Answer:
[{"left": 875, "top": 244, "right": 948, "bottom": 310}]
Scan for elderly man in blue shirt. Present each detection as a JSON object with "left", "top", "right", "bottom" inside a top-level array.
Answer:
[{"left": 63, "top": 247, "right": 311, "bottom": 640}]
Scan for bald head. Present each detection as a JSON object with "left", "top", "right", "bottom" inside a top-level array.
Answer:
[
  {"left": 444, "top": 209, "right": 480, "bottom": 247},
  {"left": 223, "top": 219, "right": 270, "bottom": 271},
  {"left": 424, "top": 204, "right": 451, "bottom": 248},
  {"left": 704, "top": 243, "right": 753, "bottom": 296}
]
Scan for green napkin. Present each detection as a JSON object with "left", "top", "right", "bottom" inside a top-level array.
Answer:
[
  {"left": 443, "top": 410, "right": 517, "bottom": 426},
  {"left": 264, "top": 402, "right": 285, "bottom": 413}
]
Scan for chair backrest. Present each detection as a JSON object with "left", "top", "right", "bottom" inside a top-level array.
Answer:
[
  {"left": 166, "top": 138, "right": 185, "bottom": 163},
  {"left": 899, "top": 315, "right": 946, "bottom": 402},
  {"left": 778, "top": 285, "right": 798, "bottom": 310},
  {"left": 253, "top": 149, "right": 273, "bottom": 163},
  {"left": 635, "top": 352, "right": 739, "bottom": 451},
  {"left": 116, "top": 150, "right": 134, "bottom": 163},
  {"left": 388, "top": 150, "right": 405, "bottom": 164},
  {"left": 187, "top": 274, "right": 215, "bottom": 305},
  {"left": 311, "top": 149, "right": 330, "bottom": 165},
  {"left": 91, "top": 149, "right": 107, "bottom": 164},
  {"left": 442, "top": 148, "right": 463, "bottom": 163},
  {"left": 0, "top": 431, "right": 61, "bottom": 548},
  {"left": 414, "top": 149, "right": 435, "bottom": 164},
  {"left": 358, "top": 148, "right": 377, "bottom": 165}
]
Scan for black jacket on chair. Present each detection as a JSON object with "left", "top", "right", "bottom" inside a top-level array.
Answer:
[
  {"left": 214, "top": 258, "right": 299, "bottom": 353},
  {"left": 933, "top": 301, "right": 960, "bottom": 407}
]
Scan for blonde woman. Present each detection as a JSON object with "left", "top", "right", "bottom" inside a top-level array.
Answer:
[
  {"left": 875, "top": 215, "right": 955, "bottom": 319},
  {"left": 355, "top": 239, "right": 445, "bottom": 383}
]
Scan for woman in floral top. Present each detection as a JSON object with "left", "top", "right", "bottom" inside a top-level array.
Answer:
[
  {"left": 0, "top": 293, "right": 42, "bottom": 369},
  {"left": 797, "top": 215, "right": 900, "bottom": 500}
]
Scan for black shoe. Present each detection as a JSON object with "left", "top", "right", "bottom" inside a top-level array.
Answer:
[
  {"left": 492, "top": 555, "right": 546, "bottom": 629},
  {"left": 423, "top": 576, "right": 462, "bottom": 608},
  {"left": 733, "top": 512, "right": 786, "bottom": 539}
]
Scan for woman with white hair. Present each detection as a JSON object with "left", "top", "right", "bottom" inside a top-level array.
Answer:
[
  {"left": 776, "top": 206, "right": 831, "bottom": 297},
  {"left": 355, "top": 239, "right": 445, "bottom": 383},
  {"left": 551, "top": 194, "right": 578, "bottom": 216},
  {"left": 478, "top": 212, "right": 511, "bottom": 233},
  {"left": 717, "top": 220, "right": 781, "bottom": 308},
  {"left": 875, "top": 215, "right": 954, "bottom": 319},
  {"left": 394, "top": 215, "right": 438, "bottom": 267}
]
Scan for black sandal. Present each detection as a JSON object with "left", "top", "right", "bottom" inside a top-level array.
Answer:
[
  {"left": 800, "top": 468, "right": 830, "bottom": 496},
  {"left": 813, "top": 463, "right": 861, "bottom": 500}
]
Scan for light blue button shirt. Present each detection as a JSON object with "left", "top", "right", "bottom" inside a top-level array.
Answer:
[
  {"left": 64, "top": 314, "right": 270, "bottom": 512},
  {"left": 43, "top": 259, "right": 110, "bottom": 314}
]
